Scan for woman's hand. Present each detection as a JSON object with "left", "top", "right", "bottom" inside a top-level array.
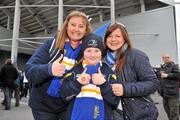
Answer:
[
  {"left": 51, "top": 55, "right": 65, "bottom": 77},
  {"left": 112, "top": 84, "right": 124, "bottom": 96},
  {"left": 92, "top": 69, "right": 106, "bottom": 85},
  {"left": 77, "top": 68, "right": 90, "bottom": 85}
]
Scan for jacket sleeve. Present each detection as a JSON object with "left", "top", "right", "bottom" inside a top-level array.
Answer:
[
  {"left": 60, "top": 72, "right": 83, "bottom": 102},
  {"left": 24, "top": 39, "right": 53, "bottom": 85},
  {"left": 123, "top": 51, "right": 160, "bottom": 97},
  {"left": 167, "top": 64, "right": 180, "bottom": 80},
  {"left": 99, "top": 77, "right": 120, "bottom": 109}
]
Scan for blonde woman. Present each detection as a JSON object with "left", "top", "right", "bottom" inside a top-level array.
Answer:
[{"left": 25, "top": 11, "right": 92, "bottom": 120}]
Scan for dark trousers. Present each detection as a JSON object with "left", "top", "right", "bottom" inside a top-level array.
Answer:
[
  {"left": 14, "top": 87, "right": 20, "bottom": 106},
  {"left": 3, "top": 87, "right": 13, "bottom": 109},
  {"left": 32, "top": 109, "right": 66, "bottom": 120},
  {"left": 20, "top": 83, "right": 29, "bottom": 98},
  {"left": 163, "top": 97, "right": 179, "bottom": 120}
]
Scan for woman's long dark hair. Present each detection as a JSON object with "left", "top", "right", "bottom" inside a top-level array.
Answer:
[{"left": 104, "top": 23, "right": 133, "bottom": 72}]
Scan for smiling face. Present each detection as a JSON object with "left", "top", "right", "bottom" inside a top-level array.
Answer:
[
  {"left": 67, "top": 16, "right": 87, "bottom": 42},
  {"left": 83, "top": 48, "right": 102, "bottom": 65},
  {"left": 106, "top": 28, "right": 125, "bottom": 51}
]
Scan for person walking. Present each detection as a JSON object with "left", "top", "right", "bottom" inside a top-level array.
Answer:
[
  {"left": 20, "top": 72, "right": 29, "bottom": 99},
  {"left": 0, "top": 59, "right": 18, "bottom": 110},
  {"left": 25, "top": 10, "right": 92, "bottom": 120}
]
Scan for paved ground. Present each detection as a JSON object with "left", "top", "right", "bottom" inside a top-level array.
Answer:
[
  {"left": 151, "top": 92, "right": 168, "bottom": 120},
  {"left": 0, "top": 91, "right": 33, "bottom": 120},
  {"left": 0, "top": 91, "right": 169, "bottom": 120}
]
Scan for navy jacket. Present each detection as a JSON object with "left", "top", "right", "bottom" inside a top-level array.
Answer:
[
  {"left": 60, "top": 62, "right": 119, "bottom": 120},
  {"left": 25, "top": 38, "right": 67, "bottom": 113},
  {"left": 114, "top": 49, "right": 160, "bottom": 120}
]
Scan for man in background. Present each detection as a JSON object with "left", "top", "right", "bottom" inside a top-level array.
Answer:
[{"left": 159, "top": 53, "right": 179, "bottom": 120}]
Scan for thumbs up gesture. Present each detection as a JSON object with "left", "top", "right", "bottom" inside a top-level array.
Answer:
[
  {"left": 92, "top": 69, "right": 106, "bottom": 85},
  {"left": 77, "top": 68, "right": 90, "bottom": 85},
  {"left": 51, "top": 54, "right": 65, "bottom": 77}
]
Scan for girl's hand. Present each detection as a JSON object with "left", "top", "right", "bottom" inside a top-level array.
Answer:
[
  {"left": 92, "top": 69, "right": 106, "bottom": 85},
  {"left": 77, "top": 68, "right": 90, "bottom": 85}
]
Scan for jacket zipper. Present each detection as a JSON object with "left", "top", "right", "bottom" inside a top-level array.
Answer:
[{"left": 142, "top": 96, "right": 150, "bottom": 102}]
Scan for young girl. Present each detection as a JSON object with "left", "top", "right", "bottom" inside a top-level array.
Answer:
[{"left": 60, "top": 33, "right": 119, "bottom": 120}]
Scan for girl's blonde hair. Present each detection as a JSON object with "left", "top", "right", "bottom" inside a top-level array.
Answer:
[{"left": 56, "top": 11, "right": 92, "bottom": 49}]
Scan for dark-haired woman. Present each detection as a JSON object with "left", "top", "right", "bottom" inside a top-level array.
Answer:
[{"left": 104, "top": 23, "right": 160, "bottom": 120}]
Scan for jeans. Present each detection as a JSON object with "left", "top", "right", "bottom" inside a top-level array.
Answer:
[
  {"left": 3, "top": 87, "right": 13, "bottom": 109},
  {"left": 20, "top": 83, "right": 29, "bottom": 98},
  {"left": 32, "top": 109, "right": 66, "bottom": 120}
]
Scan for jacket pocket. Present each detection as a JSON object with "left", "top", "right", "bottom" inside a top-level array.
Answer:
[{"left": 123, "top": 97, "right": 158, "bottom": 120}]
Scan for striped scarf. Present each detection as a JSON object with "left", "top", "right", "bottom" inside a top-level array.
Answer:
[
  {"left": 104, "top": 50, "right": 116, "bottom": 70},
  {"left": 62, "top": 42, "right": 82, "bottom": 71},
  {"left": 47, "top": 42, "right": 81, "bottom": 97}
]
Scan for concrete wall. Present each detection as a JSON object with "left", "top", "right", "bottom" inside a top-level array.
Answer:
[
  {"left": 92, "top": 6, "right": 177, "bottom": 66},
  {"left": 0, "top": 26, "right": 31, "bottom": 53},
  {"left": 0, "top": 27, "right": 13, "bottom": 51},
  {"left": 118, "top": 6, "right": 177, "bottom": 66}
]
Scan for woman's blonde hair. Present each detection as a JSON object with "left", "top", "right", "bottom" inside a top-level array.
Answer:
[{"left": 56, "top": 11, "right": 92, "bottom": 49}]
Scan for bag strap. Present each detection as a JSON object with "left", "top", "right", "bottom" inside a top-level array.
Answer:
[
  {"left": 48, "top": 36, "right": 63, "bottom": 63},
  {"left": 121, "top": 70, "right": 126, "bottom": 81}
]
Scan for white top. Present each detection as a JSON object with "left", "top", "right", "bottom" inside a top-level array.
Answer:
[{"left": 23, "top": 72, "right": 28, "bottom": 83}]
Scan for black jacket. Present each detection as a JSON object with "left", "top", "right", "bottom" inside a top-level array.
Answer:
[
  {"left": 159, "top": 62, "right": 179, "bottom": 97},
  {"left": 0, "top": 63, "right": 18, "bottom": 88}
]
